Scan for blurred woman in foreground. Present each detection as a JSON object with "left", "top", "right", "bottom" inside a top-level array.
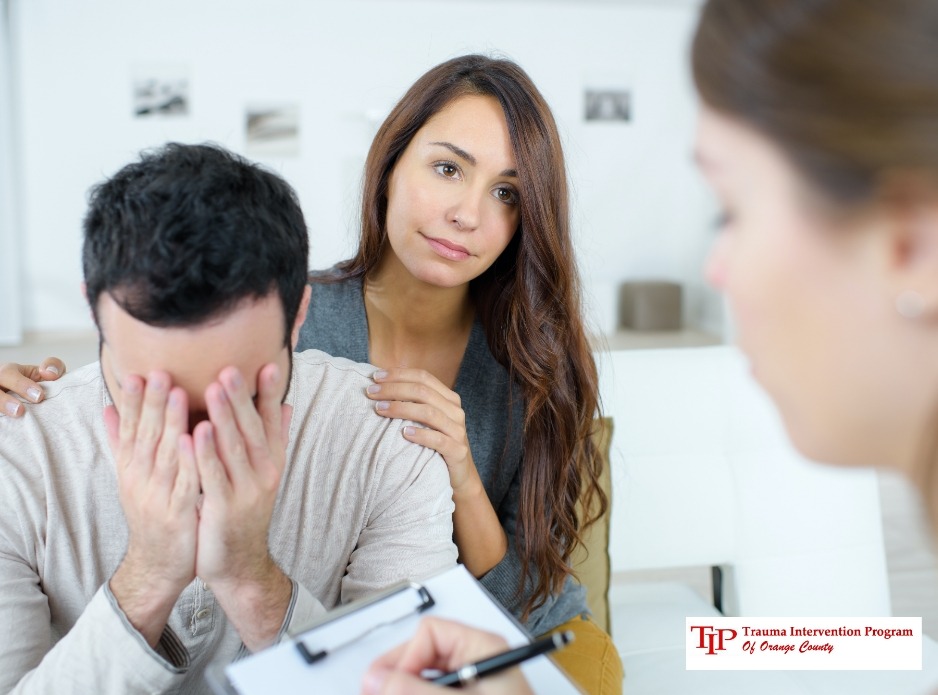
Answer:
[{"left": 694, "top": 0, "right": 938, "bottom": 516}]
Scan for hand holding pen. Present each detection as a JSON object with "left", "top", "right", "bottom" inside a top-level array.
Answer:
[{"left": 362, "top": 617, "right": 566, "bottom": 694}]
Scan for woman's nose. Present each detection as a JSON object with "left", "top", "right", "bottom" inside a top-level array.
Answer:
[{"left": 448, "top": 191, "right": 482, "bottom": 231}]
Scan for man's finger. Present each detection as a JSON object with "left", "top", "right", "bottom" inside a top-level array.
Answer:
[
  {"left": 219, "top": 366, "right": 269, "bottom": 467},
  {"left": 103, "top": 405, "right": 121, "bottom": 455},
  {"left": 175, "top": 433, "right": 201, "bottom": 510},
  {"left": 135, "top": 371, "right": 170, "bottom": 463},
  {"left": 204, "top": 381, "right": 253, "bottom": 486},
  {"left": 193, "top": 421, "right": 231, "bottom": 496},
  {"left": 257, "top": 363, "right": 287, "bottom": 460},
  {"left": 117, "top": 374, "right": 145, "bottom": 464},
  {"left": 153, "top": 387, "right": 188, "bottom": 488}
]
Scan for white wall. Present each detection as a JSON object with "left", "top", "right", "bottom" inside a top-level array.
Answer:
[
  {"left": 10, "top": 0, "right": 720, "bottom": 337},
  {"left": 0, "top": 0, "right": 22, "bottom": 344}
]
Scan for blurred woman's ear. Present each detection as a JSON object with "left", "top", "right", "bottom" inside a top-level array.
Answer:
[{"left": 877, "top": 172, "right": 938, "bottom": 320}]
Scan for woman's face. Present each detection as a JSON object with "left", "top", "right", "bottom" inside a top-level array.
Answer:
[
  {"left": 696, "top": 105, "right": 928, "bottom": 470},
  {"left": 383, "top": 94, "right": 521, "bottom": 289}
]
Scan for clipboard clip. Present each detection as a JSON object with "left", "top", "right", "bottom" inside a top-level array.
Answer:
[{"left": 293, "top": 582, "right": 435, "bottom": 665}]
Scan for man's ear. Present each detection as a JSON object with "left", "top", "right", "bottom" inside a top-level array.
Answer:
[
  {"left": 290, "top": 285, "right": 312, "bottom": 350},
  {"left": 81, "top": 282, "right": 98, "bottom": 326},
  {"left": 878, "top": 174, "right": 938, "bottom": 319}
]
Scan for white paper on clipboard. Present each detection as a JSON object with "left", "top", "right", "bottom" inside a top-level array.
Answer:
[{"left": 216, "top": 564, "right": 581, "bottom": 694}]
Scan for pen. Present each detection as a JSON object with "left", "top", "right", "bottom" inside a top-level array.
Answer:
[{"left": 430, "top": 630, "right": 574, "bottom": 688}]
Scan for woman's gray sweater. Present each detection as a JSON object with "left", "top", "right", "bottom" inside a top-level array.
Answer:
[{"left": 296, "top": 271, "right": 588, "bottom": 635}]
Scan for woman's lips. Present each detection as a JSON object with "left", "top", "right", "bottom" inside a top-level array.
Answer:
[{"left": 425, "top": 235, "right": 471, "bottom": 261}]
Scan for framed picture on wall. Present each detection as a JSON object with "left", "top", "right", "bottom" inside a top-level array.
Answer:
[
  {"left": 132, "top": 64, "right": 189, "bottom": 117},
  {"left": 245, "top": 103, "right": 300, "bottom": 157},
  {"left": 584, "top": 89, "right": 632, "bottom": 122}
]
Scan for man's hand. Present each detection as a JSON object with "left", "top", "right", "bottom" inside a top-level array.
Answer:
[
  {"left": 105, "top": 371, "right": 200, "bottom": 648},
  {"left": 191, "top": 363, "right": 293, "bottom": 651}
]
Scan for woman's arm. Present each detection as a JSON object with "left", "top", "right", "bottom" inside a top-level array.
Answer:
[
  {"left": 365, "top": 367, "right": 508, "bottom": 576},
  {"left": 0, "top": 359, "right": 66, "bottom": 417}
]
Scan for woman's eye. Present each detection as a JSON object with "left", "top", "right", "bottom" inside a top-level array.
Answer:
[
  {"left": 714, "top": 210, "right": 735, "bottom": 230},
  {"left": 434, "top": 162, "right": 460, "bottom": 179},
  {"left": 494, "top": 187, "right": 519, "bottom": 205}
]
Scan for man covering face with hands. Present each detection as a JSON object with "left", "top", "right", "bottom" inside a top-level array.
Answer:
[{"left": 0, "top": 143, "right": 457, "bottom": 694}]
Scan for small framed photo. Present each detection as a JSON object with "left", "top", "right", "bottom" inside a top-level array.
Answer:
[
  {"left": 584, "top": 89, "right": 632, "bottom": 123},
  {"left": 133, "top": 65, "right": 189, "bottom": 117},
  {"left": 245, "top": 104, "right": 300, "bottom": 157}
]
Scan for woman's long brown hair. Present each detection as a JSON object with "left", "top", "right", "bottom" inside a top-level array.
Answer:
[{"left": 333, "top": 54, "right": 606, "bottom": 619}]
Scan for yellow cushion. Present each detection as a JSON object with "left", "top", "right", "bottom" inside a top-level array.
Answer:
[
  {"left": 570, "top": 417, "right": 613, "bottom": 632},
  {"left": 544, "top": 615, "right": 623, "bottom": 695}
]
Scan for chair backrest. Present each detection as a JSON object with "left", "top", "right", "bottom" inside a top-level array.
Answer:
[{"left": 596, "top": 345, "right": 892, "bottom": 617}]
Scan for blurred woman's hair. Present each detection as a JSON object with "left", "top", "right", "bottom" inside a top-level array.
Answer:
[{"left": 692, "top": 0, "right": 938, "bottom": 205}]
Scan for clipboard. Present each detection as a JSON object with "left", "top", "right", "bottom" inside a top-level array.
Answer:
[{"left": 206, "top": 564, "right": 581, "bottom": 694}]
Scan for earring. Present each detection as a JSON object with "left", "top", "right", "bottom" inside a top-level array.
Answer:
[{"left": 896, "top": 290, "right": 925, "bottom": 319}]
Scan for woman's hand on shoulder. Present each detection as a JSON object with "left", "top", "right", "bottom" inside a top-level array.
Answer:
[
  {"left": 0, "top": 358, "right": 66, "bottom": 417},
  {"left": 367, "top": 367, "right": 508, "bottom": 576},
  {"left": 365, "top": 367, "right": 478, "bottom": 493}
]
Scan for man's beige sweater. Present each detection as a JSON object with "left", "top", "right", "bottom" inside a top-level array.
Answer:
[{"left": 0, "top": 350, "right": 457, "bottom": 694}]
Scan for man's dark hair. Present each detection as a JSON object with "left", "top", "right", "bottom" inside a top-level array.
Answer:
[{"left": 82, "top": 142, "right": 309, "bottom": 339}]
